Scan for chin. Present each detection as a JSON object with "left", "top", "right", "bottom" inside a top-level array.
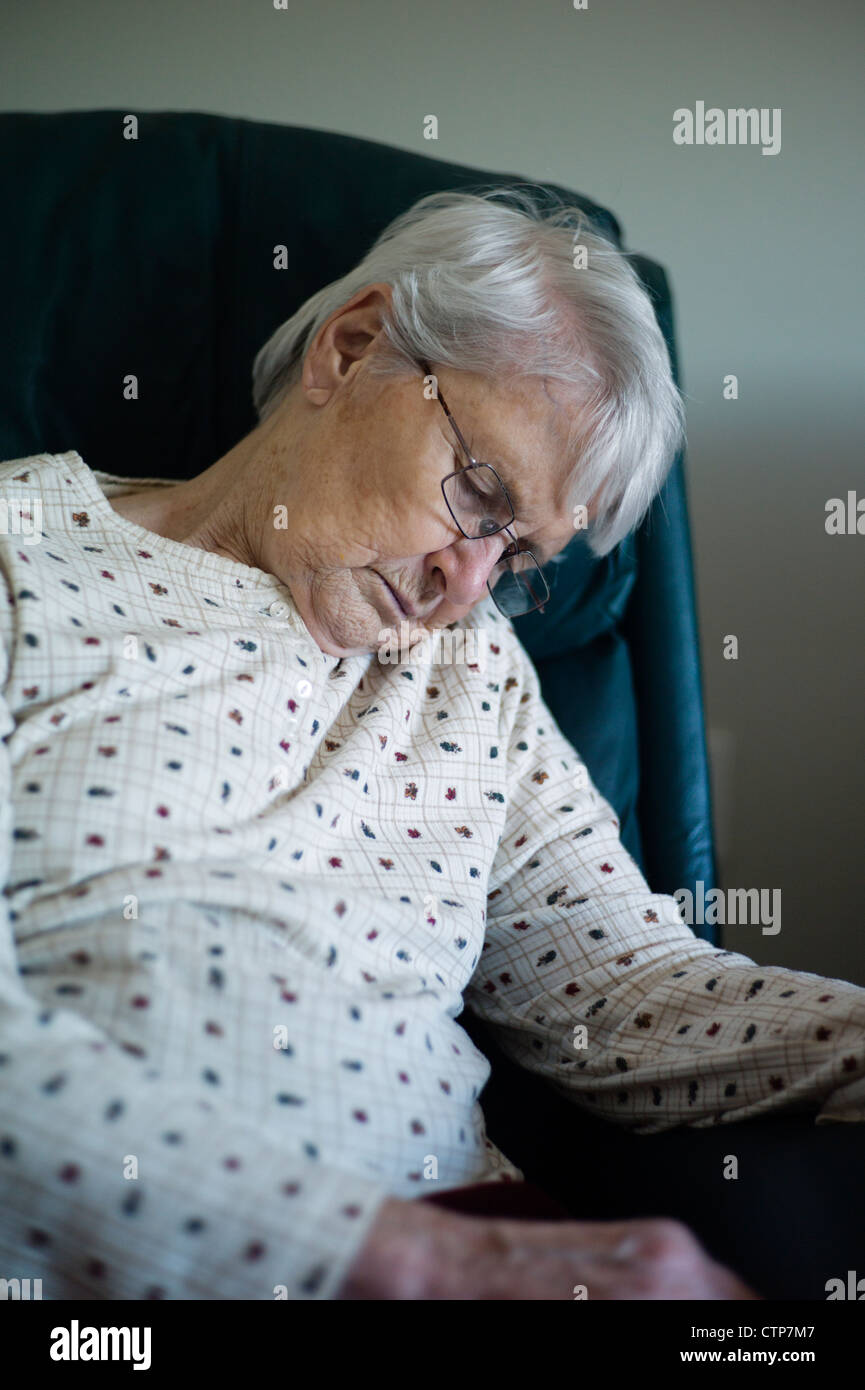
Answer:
[
  {"left": 310, "top": 622, "right": 375, "bottom": 658},
  {"left": 310, "top": 609, "right": 390, "bottom": 658}
]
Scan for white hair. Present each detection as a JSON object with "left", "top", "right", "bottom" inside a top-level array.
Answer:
[{"left": 251, "top": 186, "right": 686, "bottom": 559}]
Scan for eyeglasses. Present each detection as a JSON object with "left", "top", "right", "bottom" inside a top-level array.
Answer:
[{"left": 419, "top": 359, "right": 550, "bottom": 618}]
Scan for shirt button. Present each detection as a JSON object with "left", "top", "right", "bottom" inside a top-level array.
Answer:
[
  {"left": 268, "top": 599, "right": 289, "bottom": 618},
  {"left": 296, "top": 679, "right": 312, "bottom": 698}
]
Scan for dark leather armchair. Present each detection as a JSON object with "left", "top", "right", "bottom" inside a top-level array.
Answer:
[{"left": 0, "top": 110, "right": 719, "bottom": 1198}]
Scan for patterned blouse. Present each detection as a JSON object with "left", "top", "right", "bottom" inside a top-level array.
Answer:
[{"left": 0, "top": 450, "right": 862, "bottom": 1300}]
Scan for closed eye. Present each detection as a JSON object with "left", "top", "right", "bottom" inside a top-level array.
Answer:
[{"left": 453, "top": 451, "right": 496, "bottom": 499}]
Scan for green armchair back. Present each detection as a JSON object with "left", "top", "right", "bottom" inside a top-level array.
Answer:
[{"left": 0, "top": 111, "right": 718, "bottom": 945}]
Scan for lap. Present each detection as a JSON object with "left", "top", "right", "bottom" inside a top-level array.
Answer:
[
  {"left": 423, "top": 1111, "right": 865, "bottom": 1298},
  {"left": 546, "top": 1104, "right": 865, "bottom": 1300},
  {"left": 463, "top": 1021, "right": 865, "bottom": 1298}
]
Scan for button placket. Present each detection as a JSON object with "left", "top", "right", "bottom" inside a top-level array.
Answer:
[
  {"left": 263, "top": 599, "right": 316, "bottom": 793},
  {"left": 268, "top": 654, "right": 328, "bottom": 795}
]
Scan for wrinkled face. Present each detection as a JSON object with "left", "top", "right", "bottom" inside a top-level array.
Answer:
[{"left": 250, "top": 289, "right": 589, "bottom": 657}]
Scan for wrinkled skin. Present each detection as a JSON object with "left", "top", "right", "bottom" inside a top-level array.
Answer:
[{"left": 108, "top": 283, "right": 587, "bottom": 656}]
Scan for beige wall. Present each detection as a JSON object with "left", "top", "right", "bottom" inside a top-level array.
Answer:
[{"left": 2, "top": 0, "right": 863, "bottom": 981}]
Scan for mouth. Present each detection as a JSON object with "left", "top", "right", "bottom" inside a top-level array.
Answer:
[{"left": 374, "top": 571, "right": 415, "bottom": 619}]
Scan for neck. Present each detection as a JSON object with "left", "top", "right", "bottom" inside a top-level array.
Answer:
[{"left": 108, "top": 426, "right": 275, "bottom": 568}]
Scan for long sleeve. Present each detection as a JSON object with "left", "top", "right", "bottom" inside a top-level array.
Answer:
[
  {"left": 465, "top": 630, "right": 865, "bottom": 1133},
  {"left": 0, "top": 581, "right": 390, "bottom": 1300}
]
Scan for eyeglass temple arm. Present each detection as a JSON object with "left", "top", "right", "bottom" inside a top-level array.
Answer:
[
  {"left": 420, "top": 358, "right": 524, "bottom": 552},
  {"left": 418, "top": 358, "right": 476, "bottom": 464},
  {"left": 416, "top": 362, "right": 546, "bottom": 617}
]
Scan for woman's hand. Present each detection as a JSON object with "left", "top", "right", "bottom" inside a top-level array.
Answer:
[{"left": 335, "top": 1195, "right": 763, "bottom": 1300}]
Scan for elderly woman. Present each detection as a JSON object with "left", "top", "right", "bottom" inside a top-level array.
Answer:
[{"left": 0, "top": 189, "right": 862, "bottom": 1303}]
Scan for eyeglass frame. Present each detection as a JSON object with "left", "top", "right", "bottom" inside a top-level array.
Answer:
[{"left": 417, "top": 358, "right": 551, "bottom": 617}]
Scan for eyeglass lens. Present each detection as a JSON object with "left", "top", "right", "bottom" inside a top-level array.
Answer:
[{"left": 443, "top": 465, "right": 513, "bottom": 538}]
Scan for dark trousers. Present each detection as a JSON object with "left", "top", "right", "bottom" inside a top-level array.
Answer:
[{"left": 436, "top": 1018, "right": 865, "bottom": 1300}]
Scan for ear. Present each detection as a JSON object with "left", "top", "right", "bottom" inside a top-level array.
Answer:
[{"left": 301, "top": 283, "right": 395, "bottom": 405}]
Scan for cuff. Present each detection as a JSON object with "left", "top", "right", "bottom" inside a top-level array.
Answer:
[{"left": 815, "top": 1074, "right": 865, "bottom": 1125}]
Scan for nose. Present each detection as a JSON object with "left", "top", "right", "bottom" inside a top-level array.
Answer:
[{"left": 429, "top": 532, "right": 506, "bottom": 611}]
